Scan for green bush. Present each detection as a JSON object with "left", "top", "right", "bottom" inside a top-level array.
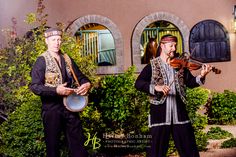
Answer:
[
  {"left": 207, "top": 90, "right": 236, "bottom": 124},
  {"left": 186, "top": 87, "right": 210, "bottom": 151},
  {"left": 90, "top": 66, "right": 149, "bottom": 134},
  {"left": 207, "top": 127, "right": 233, "bottom": 140},
  {"left": 0, "top": 2, "right": 47, "bottom": 114},
  {"left": 221, "top": 138, "right": 236, "bottom": 148},
  {"left": 87, "top": 66, "right": 150, "bottom": 155},
  {"left": 0, "top": 96, "right": 45, "bottom": 157}
]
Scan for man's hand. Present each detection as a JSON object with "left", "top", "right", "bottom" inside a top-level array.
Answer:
[
  {"left": 74, "top": 82, "right": 91, "bottom": 96},
  {"left": 155, "top": 85, "right": 170, "bottom": 96},
  {"left": 56, "top": 83, "right": 74, "bottom": 96},
  {"left": 200, "top": 64, "right": 212, "bottom": 78}
]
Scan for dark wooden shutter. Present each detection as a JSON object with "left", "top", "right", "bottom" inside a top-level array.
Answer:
[{"left": 189, "top": 20, "right": 230, "bottom": 63}]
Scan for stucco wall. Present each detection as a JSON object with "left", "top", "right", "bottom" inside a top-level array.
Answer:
[{"left": 0, "top": 0, "right": 236, "bottom": 92}]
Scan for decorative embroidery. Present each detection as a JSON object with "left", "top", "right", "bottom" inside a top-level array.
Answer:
[
  {"left": 63, "top": 54, "right": 72, "bottom": 80},
  {"left": 150, "top": 57, "right": 187, "bottom": 105},
  {"left": 148, "top": 57, "right": 190, "bottom": 127},
  {"left": 150, "top": 57, "right": 168, "bottom": 105},
  {"left": 174, "top": 68, "right": 187, "bottom": 104},
  {"left": 41, "top": 51, "right": 72, "bottom": 87}
]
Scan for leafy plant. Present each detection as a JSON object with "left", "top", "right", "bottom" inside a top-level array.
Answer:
[
  {"left": 207, "top": 126, "right": 233, "bottom": 140},
  {"left": 89, "top": 66, "right": 149, "bottom": 135},
  {"left": 207, "top": 90, "right": 236, "bottom": 124},
  {"left": 186, "top": 87, "right": 210, "bottom": 120},
  {"left": 0, "top": 96, "right": 45, "bottom": 157},
  {"left": 86, "top": 66, "right": 150, "bottom": 155},
  {"left": 221, "top": 138, "right": 236, "bottom": 148},
  {"left": 186, "top": 87, "right": 210, "bottom": 151}
]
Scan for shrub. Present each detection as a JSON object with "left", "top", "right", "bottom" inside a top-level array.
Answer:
[
  {"left": 221, "top": 138, "right": 236, "bottom": 148},
  {"left": 207, "top": 90, "right": 236, "bottom": 124},
  {"left": 0, "top": 96, "right": 45, "bottom": 157},
  {"left": 87, "top": 66, "right": 150, "bottom": 155},
  {"left": 186, "top": 87, "right": 210, "bottom": 151},
  {"left": 207, "top": 127, "right": 233, "bottom": 140},
  {"left": 90, "top": 66, "right": 149, "bottom": 134},
  {"left": 0, "top": 95, "right": 72, "bottom": 157},
  {"left": 0, "top": 1, "right": 47, "bottom": 114}
]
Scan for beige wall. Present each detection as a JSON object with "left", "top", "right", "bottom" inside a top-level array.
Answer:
[{"left": 1, "top": 0, "right": 236, "bottom": 92}]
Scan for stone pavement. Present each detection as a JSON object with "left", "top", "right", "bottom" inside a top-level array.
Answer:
[
  {"left": 200, "top": 148, "right": 236, "bottom": 157},
  {"left": 200, "top": 125, "right": 236, "bottom": 157},
  {"left": 171, "top": 125, "right": 236, "bottom": 157}
]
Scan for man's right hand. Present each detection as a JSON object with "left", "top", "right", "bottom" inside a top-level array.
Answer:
[
  {"left": 56, "top": 83, "right": 74, "bottom": 96},
  {"left": 155, "top": 85, "right": 170, "bottom": 96}
]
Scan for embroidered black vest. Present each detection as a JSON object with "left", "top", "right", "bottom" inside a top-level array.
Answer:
[
  {"left": 150, "top": 57, "right": 187, "bottom": 105},
  {"left": 41, "top": 51, "right": 71, "bottom": 87}
]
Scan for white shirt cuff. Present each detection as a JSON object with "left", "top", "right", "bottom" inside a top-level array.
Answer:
[{"left": 196, "top": 75, "right": 204, "bottom": 85}]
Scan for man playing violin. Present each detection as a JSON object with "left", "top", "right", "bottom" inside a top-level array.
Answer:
[
  {"left": 135, "top": 34, "right": 211, "bottom": 157},
  {"left": 29, "top": 28, "right": 91, "bottom": 157}
]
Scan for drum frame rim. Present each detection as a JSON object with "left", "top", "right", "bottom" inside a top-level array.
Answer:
[{"left": 63, "top": 94, "right": 88, "bottom": 112}]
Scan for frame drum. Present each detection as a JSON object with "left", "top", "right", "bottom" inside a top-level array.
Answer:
[{"left": 63, "top": 93, "right": 88, "bottom": 112}]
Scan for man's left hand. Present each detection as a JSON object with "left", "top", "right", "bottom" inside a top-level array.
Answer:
[
  {"left": 74, "top": 82, "right": 91, "bottom": 95},
  {"left": 200, "top": 64, "right": 212, "bottom": 78}
]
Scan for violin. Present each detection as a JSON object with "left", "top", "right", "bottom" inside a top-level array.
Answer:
[{"left": 169, "top": 57, "right": 221, "bottom": 74}]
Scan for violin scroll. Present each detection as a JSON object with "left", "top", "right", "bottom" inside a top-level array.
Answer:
[{"left": 212, "top": 67, "right": 221, "bottom": 74}]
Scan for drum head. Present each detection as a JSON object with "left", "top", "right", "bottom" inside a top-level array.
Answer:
[{"left": 63, "top": 93, "right": 88, "bottom": 112}]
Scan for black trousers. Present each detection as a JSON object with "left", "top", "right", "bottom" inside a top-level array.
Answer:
[
  {"left": 148, "top": 123, "right": 200, "bottom": 157},
  {"left": 42, "top": 108, "right": 88, "bottom": 157}
]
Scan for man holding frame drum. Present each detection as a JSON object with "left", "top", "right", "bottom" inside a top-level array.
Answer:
[{"left": 30, "top": 27, "right": 91, "bottom": 157}]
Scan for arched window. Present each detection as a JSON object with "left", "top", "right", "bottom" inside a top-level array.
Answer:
[
  {"left": 131, "top": 12, "right": 190, "bottom": 72},
  {"left": 75, "top": 23, "right": 116, "bottom": 66},
  {"left": 66, "top": 15, "right": 124, "bottom": 74},
  {"left": 189, "top": 20, "right": 230, "bottom": 62}
]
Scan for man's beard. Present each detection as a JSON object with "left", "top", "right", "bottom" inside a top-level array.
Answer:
[{"left": 168, "top": 51, "right": 175, "bottom": 58}]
